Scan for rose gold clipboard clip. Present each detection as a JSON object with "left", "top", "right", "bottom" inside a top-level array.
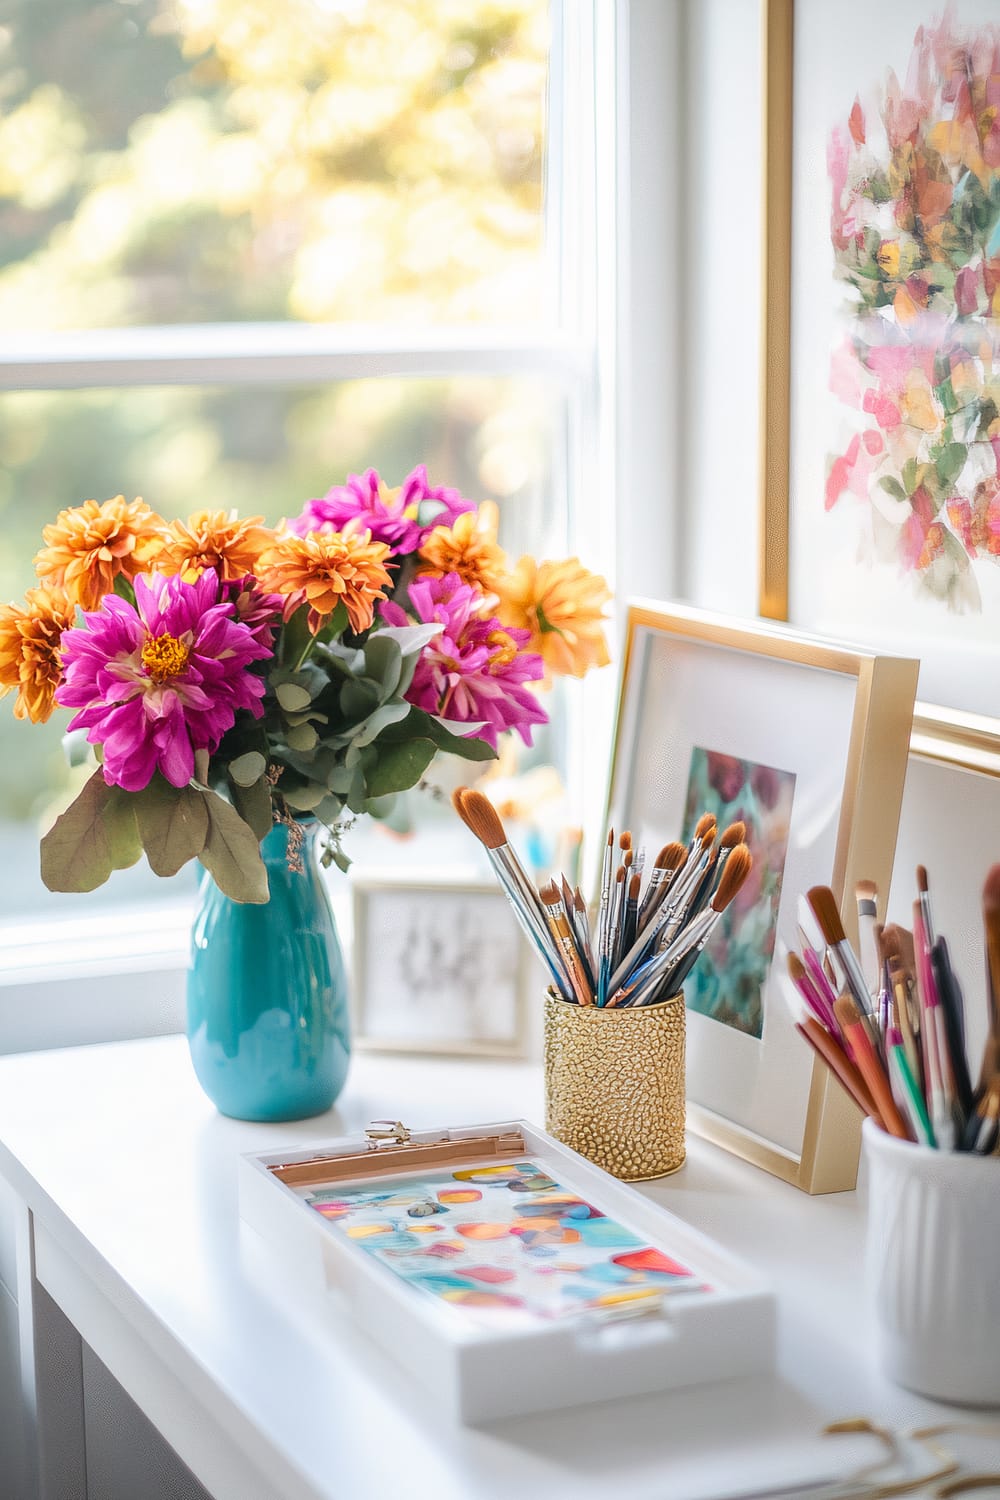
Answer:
[{"left": 266, "top": 1121, "right": 528, "bottom": 1188}]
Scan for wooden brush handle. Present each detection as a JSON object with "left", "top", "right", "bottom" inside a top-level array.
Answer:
[{"left": 796, "top": 1019, "right": 884, "bottom": 1129}]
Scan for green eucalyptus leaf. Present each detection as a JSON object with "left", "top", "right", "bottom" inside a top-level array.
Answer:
[
  {"left": 327, "top": 765, "right": 354, "bottom": 793},
  {"left": 134, "top": 778, "right": 210, "bottom": 877},
  {"left": 228, "top": 751, "right": 267, "bottom": 787},
  {"left": 198, "top": 789, "right": 269, "bottom": 903},
  {"left": 376, "top": 706, "right": 498, "bottom": 762},
  {"left": 363, "top": 634, "right": 403, "bottom": 696},
  {"left": 286, "top": 722, "right": 319, "bottom": 751},
  {"left": 229, "top": 774, "right": 274, "bottom": 843},
  {"left": 340, "top": 678, "right": 381, "bottom": 721},
  {"left": 365, "top": 737, "right": 437, "bottom": 798},
  {"left": 276, "top": 682, "right": 313, "bottom": 712},
  {"left": 281, "top": 782, "right": 327, "bottom": 811},
  {"left": 366, "top": 793, "right": 398, "bottom": 819},
  {"left": 352, "top": 700, "right": 412, "bottom": 748},
  {"left": 315, "top": 794, "right": 345, "bottom": 823},
  {"left": 40, "top": 770, "right": 142, "bottom": 893}
]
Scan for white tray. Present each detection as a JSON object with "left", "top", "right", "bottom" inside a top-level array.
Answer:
[{"left": 238, "top": 1118, "right": 775, "bottom": 1424}]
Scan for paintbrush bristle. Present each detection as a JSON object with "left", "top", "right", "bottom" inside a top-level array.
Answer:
[
  {"left": 833, "top": 992, "right": 862, "bottom": 1030},
  {"left": 628, "top": 870, "right": 641, "bottom": 901},
  {"left": 694, "top": 813, "right": 715, "bottom": 839},
  {"left": 623, "top": 848, "right": 633, "bottom": 867},
  {"left": 855, "top": 878, "right": 878, "bottom": 901},
  {"left": 787, "top": 952, "right": 807, "bottom": 982},
  {"left": 459, "top": 789, "right": 507, "bottom": 850},
  {"left": 712, "top": 844, "right": 751, "bottom": 910},
  {"left": 615, "top": 865, "right": 625, "bottom": 884},
  {"left": 606, "top": 829, "right": 614, "bottom": 847},
  {"left": 573, "top": 889, "right": 587, "bottom": 913},
  {"left": 619, "top": 831, "right": 632, "bottom": 852},
  {"left": 983, "top": 864, "right": 1000, "bottom": 911},
  {"left": 539, "top": 880, "right": 560, "bottom": 907},
  {"left": 719, "top": 821, "right": 745, "bottom": 849},
  {"left": 451, "top": 786, "right": 471, "bottom": 822},
  {"left": 917, "top": 865, "right": 929, "bottom": 895},
  {"left": 657, "top": 841, "right": 686, "bottom": 871},
  {"left": 807, "top": 886, "right": 846, "bottom": 947}
]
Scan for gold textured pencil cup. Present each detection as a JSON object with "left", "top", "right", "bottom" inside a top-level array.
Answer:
[{"left": 543, "top": 992, "right": 685, "bottom": 1180}]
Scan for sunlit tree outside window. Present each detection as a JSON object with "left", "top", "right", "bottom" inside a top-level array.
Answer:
[{"left": 1, "top": 0, "right": 571, "bottom": 911}]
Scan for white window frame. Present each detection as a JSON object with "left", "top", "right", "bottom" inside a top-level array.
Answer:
[{"left": 0, "top": 0, "right": 678, "bottom": 1050}]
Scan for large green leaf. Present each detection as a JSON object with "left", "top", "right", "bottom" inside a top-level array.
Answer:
[
  {"left": 134, "top": 779, "right": 210, "bottom": 877},
  {"left": 377, "top": 706, "right": 497, "bottom": 762},
  {"left": 364, "top": 737, "right": 437, "bottom": 798},
  {"left": 362, "top": 633, "right": 403, "bottom": 696},
  {"left": 229, "top": 774, "right": 274, "bottom": 842},
  {"left": 40, "top": 770, "right": 142, "bottom": 893},
  {"left": 199, "top": 789, "right": 269, "bottom": 903}
]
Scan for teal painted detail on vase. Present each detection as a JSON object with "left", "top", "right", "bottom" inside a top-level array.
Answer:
[{"left": 187, "top": 821, "right": 350, "bottom": 1121}]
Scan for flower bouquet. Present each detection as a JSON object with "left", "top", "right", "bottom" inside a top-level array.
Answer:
[{"left": 0, "top": 469, "right": 610, "bottom": 904}]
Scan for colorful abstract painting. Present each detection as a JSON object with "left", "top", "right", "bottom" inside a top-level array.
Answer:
[
  {"left": 681, "top": 749, "right": 796, "bottom": 1040},
  {"left": 303, "top": 1158, "right": 710, "bottom": 1328},
  {"left": 826, "top": 10, "right": 1000, "bottom": 611}
]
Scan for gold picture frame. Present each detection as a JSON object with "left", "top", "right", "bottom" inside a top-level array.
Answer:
[
  {"left": 350, "top": 872, "right": 530, "bottom": 1059},
  {"left": 758, "top": 0, "right": 1000, "bottom": 778},
  {"left": 605, "top": 600, "right": 918, "bottom": 1193}
]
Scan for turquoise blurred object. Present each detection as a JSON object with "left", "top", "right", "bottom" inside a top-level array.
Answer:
[{"left": 187, "top": 821, "right": 351, "bottom": 1121}]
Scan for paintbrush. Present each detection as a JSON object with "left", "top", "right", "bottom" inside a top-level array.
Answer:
[
  {"left": 913, "top": 897, "right": 956, "bottom": 1150},
  {"left": 561, "top": 875, "right": 595, "bottom": 988},
  {"left": 612, "top": 845, "right": 752, "bottom": 1007},
  {"left": 833, "top": 994, "right": 910, "bottom": 1140},
  {"left": 795, "top": 1017, "right": 884, "bottom": 1127},
  {"left": 608, "top": 864, "right": 627, "bottom": 974},
  {"left": 930, "top": 935, "right": 974, "bottom": 1122},
  {"left": 687, "top": 821, "right": 745, "bottom": 921},
  {"left": 855, "top": 879, "right": 880, "bottom": 999},
  {"left": 807, "top": 887, "right": 880, "bottom": 1046},
  {"left": 540, "top": 881, "right": 593, "bottom": 1006},
  {"left": 572, "top": 888, "right": 597, "bottom": 982},
  {"left": 452, "top": 788, "right": 571, "bottom": 999},
  {"left": 607, "top": 828, "right": 713, "bottom": 994},
  {"left": 787, "top": 952, "right": 839, "bottom": 1035},
  {"left": 636, "top": 841, "right": 687, "bottom": 928},
  {"left": 621, "top": 869, "right": 641, "bottom": 959},
  {"left": 983, "top": 864, "right": 1000, "bottom": 1052},
  {"left": 962, "top": 1039, "right": 1000, "bottom": 1152},
  {"left": 596, "top": 829, "right": 615, "bottom": 1005}
]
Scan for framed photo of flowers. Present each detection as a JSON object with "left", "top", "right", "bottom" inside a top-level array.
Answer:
[
  {"left": 605, "top": 601, "right": 918, "bottom": 1192},
  {"left": 350, "top": 872, "right": 530, "bottom": 1057},
  {"left": 760, "top": 0, "right": 1000, "bottom": 766}
]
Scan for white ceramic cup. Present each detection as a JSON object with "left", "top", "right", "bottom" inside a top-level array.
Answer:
[{"left": 863, "top": 1116, "right": 1000, "bottom": 1405}]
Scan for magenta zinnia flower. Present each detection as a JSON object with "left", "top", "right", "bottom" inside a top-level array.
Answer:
[
  {"left": 56, "top": 569, "right": 271, "bottom": 792},
  {"left": 381, "top": 572, "right": 546, "bottom": 751},
  {"left": 290, "top": 465, "right": 475, "bottom": 555},
  {"left": 218, "top": 574, "right": 284, "bottom": 650}
]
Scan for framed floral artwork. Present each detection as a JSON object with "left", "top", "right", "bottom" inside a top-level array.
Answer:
[
  {"left": 760, "top": 0, "right": 1000, "bottom": 772},
  {"left": 605, "top": 601, "right": 917, "bottom": 1192}
]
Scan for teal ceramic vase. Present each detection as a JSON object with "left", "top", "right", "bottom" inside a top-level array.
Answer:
[{"left": 186, "top": 821, "right": 350, "bottom": 1121}]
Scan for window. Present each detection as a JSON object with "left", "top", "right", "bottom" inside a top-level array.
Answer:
[{"left": 0, "top": 0, "right": 676, "bottom": 1041}]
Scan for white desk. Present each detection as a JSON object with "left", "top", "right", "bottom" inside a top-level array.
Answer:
[{"left": 0, "top": 1037, "right": 996, "bottom": 1500}]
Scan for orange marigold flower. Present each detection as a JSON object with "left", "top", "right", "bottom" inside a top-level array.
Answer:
[
  {"left": 34, "top": 495, "right": 166, "bottom": 612},
  {"left": 417, "top": 502, "right": 507, "bottom": 595},
  {"left": 258, "top": 530, "right": 393, "bottom": 633},
  {"left": 0, "top": 586, "right": 76, "bottom": 723},
  {"left": 497, "top": 556, "right": 611, "bottom": 679},
  {"left": 156, "top": 509, "right": 275, "bottom": 583}
]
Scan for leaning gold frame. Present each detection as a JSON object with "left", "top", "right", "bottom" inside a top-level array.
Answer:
[
  {"left": 757, "top": 0, "right": 1000, "bottom": 779},
  {"left": 606, "top": 600, "right": 919, "bottom": 1193}
]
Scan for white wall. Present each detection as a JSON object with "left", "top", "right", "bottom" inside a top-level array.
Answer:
[{"left": 674, "top": 0, "right": 1000, "bottom": 1056}]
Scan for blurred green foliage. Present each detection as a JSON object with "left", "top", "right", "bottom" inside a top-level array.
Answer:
[{"left": 0, "top": 0, "right": 552, "bottom": 825}]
